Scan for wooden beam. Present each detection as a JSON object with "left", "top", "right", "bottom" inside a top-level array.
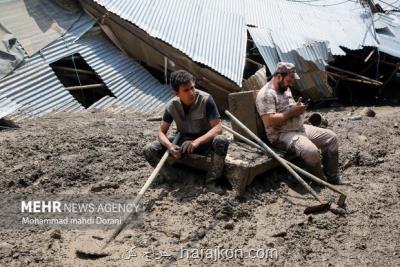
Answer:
[
  {"left": 327, "top": 65, "right": 382, "bottom": 83},
  {"left": 65, "top": 84, "right": 106, "bottom": 91},
  {"left": 327, "top": 72, "right": 383, "bottom": 86},
  {"left": 364, "top": 50, "right": 375, "bottom": 62},
  {"left": 246, "top": 58, "right": 264, "bottom": 68},
  {"left": 52, "top": 66, "right": 96, "bottom": 76},
  {"left": 341, "top": 77, "right": 382, "bottom": 86}
]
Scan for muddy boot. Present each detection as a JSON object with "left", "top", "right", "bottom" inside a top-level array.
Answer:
[
  {"left": 159, "top": 164, "right": 179, "bottom": 182},
  {"left": 323, "top": 149, "right": 340, "bottom": 184},
  {"left": 205, "top": 153, "right": 225, "bottom": 194}
]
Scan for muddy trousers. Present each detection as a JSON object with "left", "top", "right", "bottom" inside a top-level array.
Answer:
[
  {"left": 277, "top": 124, "right": 339, "bottom": 182},
  {"left": 143, "top": 135, "right": 229, "bottom": 183}
]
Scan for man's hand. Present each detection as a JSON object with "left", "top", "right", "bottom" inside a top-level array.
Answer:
[
  {"left": 168, "top": 145, "right": 182, "bottom": 159},
  {"left": 180, "top": 140, "right": 200, "bottom": 154},
  {"left": 289, "top": 97, "right": 305, "bottom": 118}
]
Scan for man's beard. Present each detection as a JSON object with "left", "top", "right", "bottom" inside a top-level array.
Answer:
[{"left": 277, "top": 81, "right": 288, "bottom": 94}]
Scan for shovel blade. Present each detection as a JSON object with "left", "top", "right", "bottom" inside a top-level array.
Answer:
[{"left": 304, "top": 202, "right": 331, "bottom": 214}]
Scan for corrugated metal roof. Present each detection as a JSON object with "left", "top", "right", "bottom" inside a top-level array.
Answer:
[
  {"left": 376, "top": 0, "right": 400, "bottom": 11},
  {"left": 77, "top": 33, "right": 172, "bottom": 115},
  {"left": 238, "top": 1, "right": 385, "bottom": 98},
  {"left": 0, "top": 15, "right": 92, "bottom": 121},
  {"left": 377, "top": 31, "right": 400, "bottom": 58},
  {"left": 0, "top": 0, "right": 84, "bottom": 56},
  {"left": 374, "top": 13, "right": 400, "bottom": 58},
  {"left": 249, "top": 27, "right": 333, "bottom": 98},
  {"left": 199, "top": 0, "right": 379, "bottom": 56},
  {"left": 91, "top": 0, "right": 384, "bottom": 92},
  {"left": 0, "top": 13, "right": 172, "bottom": 120},
  {"left": 92, "top": 0, "right": 247, "bottom": 86},
  {"left": 0, "top": 97, "right": 21, "bottom": 119}
]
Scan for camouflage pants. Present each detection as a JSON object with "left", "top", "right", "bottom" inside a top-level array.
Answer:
[
  {"left": 277, "top": 124, "right": 338, "bottom": 180},
  {"left": 143, "top": 134, "right": 229, "bottom": 169}
]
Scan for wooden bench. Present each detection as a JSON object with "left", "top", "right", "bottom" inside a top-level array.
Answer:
[{"left": 171, "top": 144, "right": 290, "bottom": 196}]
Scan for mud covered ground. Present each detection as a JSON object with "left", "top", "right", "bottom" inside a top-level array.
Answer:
[{"left": 0, "top": 107, "right": 399, "bottom": 266}]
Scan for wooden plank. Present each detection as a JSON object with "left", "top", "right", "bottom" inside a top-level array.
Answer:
[
  {"left": 65, "top": 84, "right": 106, "bottom": 91},
  {"left": 327, "top": 65, "right": 382, "bottom": 84},
  {"left": 52, "top": 66, "right": 96, "bottom": 76},
  {"left": 228, "top": 91, "right": 267, "bottom": 142}
]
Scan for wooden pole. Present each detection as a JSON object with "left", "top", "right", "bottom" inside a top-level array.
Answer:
[{"left": 65, "top": 84, "right": 106, "bottom": 91}]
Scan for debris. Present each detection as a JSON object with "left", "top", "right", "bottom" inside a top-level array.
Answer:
[
  {"left": 343, "top": 159, "right": 353, "bottom": 170},
  {"left": 308, "top": 113, "right": 328, "bottom": 127},
  {"left": 146, "top": 117, "right": 162, "bottom": 122},
  {"left": 0, "top": 242, "right": 13, "bottom": 250},
  {"left": 272, "top": 231, "right": 287, "bottom": 238},
  {"left": 223, "top": 221, "right": 235, "bottom": 230},
  {"left": 349, "top": 115, "right": 362, "bottom": 121},
  {"left": 90, "top": 181, "right": 119, "bottom": 192},
  {"left": 357, "top": 135, "right": 368, "bottom": 142},
  {"left": 394, "top": 123, "right": 399, "bottom": 129},
  {"left": 0, "top": 118, "right": 19, "bottom": 130},
  {"left": 50, "top": 230, "right": 61, "bottom": 240},
  {"left": 362, "top": 107, "right": 376, "bottom": 117},
  {"left": 308, "top": 113, "right": 322, "bottom": 127}
]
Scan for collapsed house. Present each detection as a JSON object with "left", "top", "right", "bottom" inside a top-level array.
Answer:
[
  {"left": 80, "top": 0, "right": 400, "bottom": 108},
  {"left": 1, "top": 0, "right": 400, "bottom": 121},
  {"left": 0, "top": 0, "right": 172, "bottom": 121}
]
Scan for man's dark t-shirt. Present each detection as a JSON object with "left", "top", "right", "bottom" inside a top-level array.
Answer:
[{"left": 162, "top": 95, "right": 220, "bottom": 124}]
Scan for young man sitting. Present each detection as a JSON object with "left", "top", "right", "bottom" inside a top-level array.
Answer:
[{"left": 143, "top": 70, "right": 229, "bottom": 193}]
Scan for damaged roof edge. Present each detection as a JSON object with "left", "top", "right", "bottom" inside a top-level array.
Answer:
[
  {"left": 0, "top": 13, "right": 173, "bottom": 120},
  {"left": 83, "top": 0, "right": 247, "bottom": 87}
]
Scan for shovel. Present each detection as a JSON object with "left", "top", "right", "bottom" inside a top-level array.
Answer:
[
  {"left": 75, "top": 132, "right": 181, "bottom": 258},
  {"left": 225, "top": 111, "right": 345, "bottom": 215},
  {"left": 222, "top": 125, "right": 347, "bottom": 206}
]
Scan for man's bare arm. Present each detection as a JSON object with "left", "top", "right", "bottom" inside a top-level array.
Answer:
[
  {"left": 158, "top": 121, "right": 181, "bottom": 158},
  {"left": 195, "top": 118, "right": 222, "bottom": 144},
  {"left": 181, "top": 119, "right": 222, "bottom": 154}
]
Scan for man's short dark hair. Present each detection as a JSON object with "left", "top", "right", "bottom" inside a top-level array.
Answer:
[{"left": 170, "top": 70, "right": 194, "bottom": 92}]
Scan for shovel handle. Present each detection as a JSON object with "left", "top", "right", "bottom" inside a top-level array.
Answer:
[
  {"left": 102, "top": 132, "right": 181, "bottom": 248},
  {"left": 225, "top": 111, "right": 323, "bottom": 203},
  {"left": 223, "top": 125, "right": 346, "bottom": 197}
]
